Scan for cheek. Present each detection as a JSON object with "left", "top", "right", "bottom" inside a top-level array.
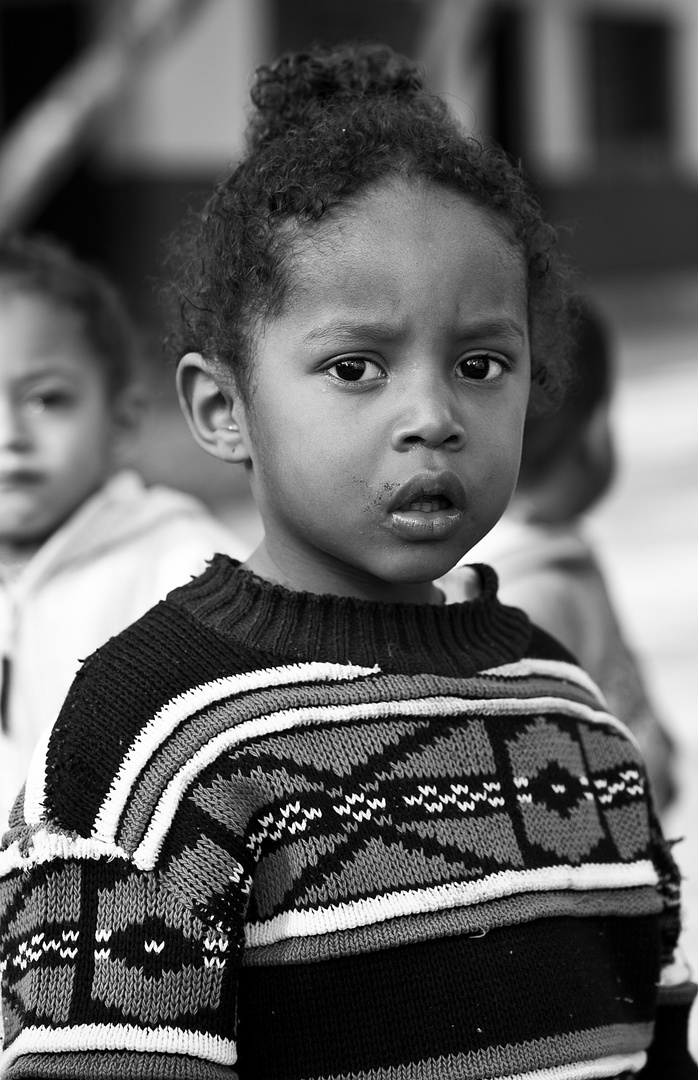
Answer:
[
  {"left": 478, "top": 402, "right": 524, "bottom": 453},
  {"left": 36, "top": 419, "right": 79, "bottom": 461},
  {"left": 252, "top": 393, "right": 347, "bottom": 471},
  {"left": 73, "top": 419, "right": 113, "bottom": 462},
  {"left": 479, "top": 426, "right": 525, "bottom": 497}
]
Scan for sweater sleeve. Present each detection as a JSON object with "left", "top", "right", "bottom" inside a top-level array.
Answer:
[
  {"left": 639, "top": 980, "right": 698, "bottom": 1078},
  {"left": 0, "top": 826, "right": 240, "bottom": 1078},
  {"left": 636, "top": 797, "right": 698, "bottom": 1076}
]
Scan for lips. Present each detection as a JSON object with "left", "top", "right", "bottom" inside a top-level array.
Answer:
[
  {"left": 0, "top": 470, "right": 42, "bottom": 489},
  {"left": 386, "top": 472, "right": 466, "bottom": 542},
  {"left": 387, "top": 472, "right": 466, "bottom": 515}
]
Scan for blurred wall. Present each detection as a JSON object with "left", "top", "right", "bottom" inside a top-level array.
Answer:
[
  {"left": 2, "top": 0, "right": 698, "bottom": 331},
  {"left": 103, "top": 0, "right": 698, "bottom": 296}
]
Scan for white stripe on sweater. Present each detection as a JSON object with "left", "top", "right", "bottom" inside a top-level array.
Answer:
[
  {"left": 0, "top": 831, "right": 127, "bottom": 877},
  {"left": 243, "top": 860, "right": 658, "bottom": 947},
  {"left": 480, "top": 658, "right": 606, "bottom": 705},
  {"left": 495, "top": 1051, "right": 645, "bottom": 1078},
  {"left": 0, "top": 1021, "right": 236, "bottom": 1071}
]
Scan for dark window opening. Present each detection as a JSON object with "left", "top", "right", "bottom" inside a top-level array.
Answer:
[
  {"left": 0, "top": 1, "right": 105, "bottom": 257},
  {"left": 486, "top": 3, "right": 526, "bottom": 165},
  {"left": 589, "top": 13, "right": 673, "bottom": 171}
]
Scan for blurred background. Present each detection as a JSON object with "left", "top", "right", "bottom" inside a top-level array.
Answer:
[{"left": 0, "top": 0, "right": 696, "bottom": 1043}]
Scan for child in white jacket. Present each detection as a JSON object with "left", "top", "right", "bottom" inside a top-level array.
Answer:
[{"left": 0, "top": 234, "right": 247, "bottom": 825}]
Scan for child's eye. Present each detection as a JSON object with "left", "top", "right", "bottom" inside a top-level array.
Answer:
[
  {"left": 456, "top": 354, "right": 507, "bottom": 382},
  {"left": 24, "top": 394, "right": 48, "bottom": 414},
  {"left": 325, "top": 357, "right": 385, "bottom": 383},
  {"left": 22, "top": 391, "right": 71, "bottom": 413}
]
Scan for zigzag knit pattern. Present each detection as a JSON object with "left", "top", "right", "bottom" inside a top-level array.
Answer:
[{"left": 0, "top": 558, "right": 687, "bottom": 1079}]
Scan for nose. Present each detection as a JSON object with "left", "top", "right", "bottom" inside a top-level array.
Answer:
[
  {"left": 0, "top": 397, "right": 30, "bottom": 451},
  {"left": 390, "top": 376, "right": 466, "bottom": 452}
]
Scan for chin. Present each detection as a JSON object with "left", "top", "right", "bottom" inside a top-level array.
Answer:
[{"left": 377, "top": 548, "right": 466, "bottom": 586}]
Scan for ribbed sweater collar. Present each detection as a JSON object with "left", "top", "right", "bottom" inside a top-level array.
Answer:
[{"left": 170, "top": 555, "right": 532, "bottom": 678}]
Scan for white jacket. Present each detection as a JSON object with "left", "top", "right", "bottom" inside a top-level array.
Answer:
[{"left": 0, "top": 470, "right": 248, "bottom": 823}]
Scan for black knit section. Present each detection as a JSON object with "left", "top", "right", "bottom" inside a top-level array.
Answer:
[
  {"left": 167, "top": 556, "right": 534, "bottom": 676},
  {"left": 528, "top": 621, "right": 579, "bottom": 665},
  {"left": 641, "top": 986, "right": 698, "bottom": 1078},
  {"left": 45, "top": 601, "right": 272, "bottom": 834},
  {"left": 237, "top": 914, "right": 659, "bottom": 1078}
]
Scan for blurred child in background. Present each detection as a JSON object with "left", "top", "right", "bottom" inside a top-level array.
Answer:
[
  {"left": 0, "top": 234, "right": 246, "bottom": 825},
  {"left": 464, "top": 297, "right": 677, "bottom": 809}
]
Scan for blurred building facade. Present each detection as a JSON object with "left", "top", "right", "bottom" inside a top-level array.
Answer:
[{"left": 1, "top": 0, "right": 697, "bottom": 329}]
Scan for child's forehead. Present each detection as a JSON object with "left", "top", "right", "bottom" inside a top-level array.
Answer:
[
  {"left": 0, "top": 289, "right": 96, "bottom": 375},
  {"left": 289, "top": 179, "right": 523, "bottom": 276},
  {"left": 280, "top": 181, "right": 527, "bottom": 319},
  {"left": 0, "top": 283, "right": 75, "bottom": 321}
]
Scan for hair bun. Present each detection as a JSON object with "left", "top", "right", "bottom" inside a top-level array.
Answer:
[{"left": 248, "top": 42, "right": 425, "bottom": 147}]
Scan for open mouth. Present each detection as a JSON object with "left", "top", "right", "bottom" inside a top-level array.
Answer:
[
  {"left": 386, "top": 472, "right": 465, "bottom": 541},
  {"left": 397, "top": 495, "right": 454, "bottom": 514}
]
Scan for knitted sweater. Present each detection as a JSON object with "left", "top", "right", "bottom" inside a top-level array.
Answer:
[{"left": 0, "top": 556, "right": 695, "bottom": 1079}]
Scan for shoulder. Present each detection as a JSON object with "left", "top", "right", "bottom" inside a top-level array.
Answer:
[
  {"left": 80, "top": 470, "right": 247, "bottom": 560},
  {"left": 30, "top": 582, "right": 262, "bottom": 835},
  {"left": 484, "top": 618, "right": 624, "bottom": 727},
  {"left": 472, "top": 518, "right": 596, "bottom": 582},
  {"left": 490, "top": 618, "right": 597, "bottom": 700},
  {"left": 104, "top": 474, "right": 250, "bottom": 563},
  {"left": 525, "top": 620, "right": 579, "bottom": 665}
]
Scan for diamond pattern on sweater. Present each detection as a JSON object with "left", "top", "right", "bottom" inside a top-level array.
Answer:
[{"left": 134, "top": 699, "right": 654, "bottom": 937}]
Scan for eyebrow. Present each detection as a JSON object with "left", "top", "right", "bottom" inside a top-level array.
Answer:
[
  {"left": 14, "top": 367, "right": 82, "bottom": 389},
  {"left": 462, "top": 318, "right": 527, "bottom": 344},
  {"left": 303, "top": 317, "right": 527, "bottom": 346},
  {"left": 303, "top": 320, "right": 401, "bottom": 345}
]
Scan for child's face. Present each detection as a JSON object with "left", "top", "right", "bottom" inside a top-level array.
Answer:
[
  {"left": 232, "top": 180, "right": 530, "bottom": 601},
  {"left": 0, "top": 290, "right": 123, "bottom": 550}
]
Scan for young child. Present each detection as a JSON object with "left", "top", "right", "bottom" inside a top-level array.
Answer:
[
  {"left": 1, "top": 44, "right": 695, "bottom": 1079},
  {"left": 463, "top": 298, "right": 678, "bottom": 811},
  {"left": 0, "top": 234, "right": 246, "bottom": 827}
]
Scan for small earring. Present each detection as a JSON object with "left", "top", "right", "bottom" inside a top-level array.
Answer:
[{"left": 227, "top": 424, "right": 235, "bottom": 430}]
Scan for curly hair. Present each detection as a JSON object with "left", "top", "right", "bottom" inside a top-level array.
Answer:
[
  {"left": 165, "top": 42, "right": 574, "bottom": 413},
  {"left": 0, "top": 233, "right": 140, "bottom": 399}
]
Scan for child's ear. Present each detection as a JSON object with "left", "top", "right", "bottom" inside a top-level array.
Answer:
[{"left": 176, "top": 352, "right": 251, "bottom": 464}]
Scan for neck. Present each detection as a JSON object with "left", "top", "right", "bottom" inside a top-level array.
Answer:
[{"left": 244, "top": 539, "right": 446, "bottom": 605}]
